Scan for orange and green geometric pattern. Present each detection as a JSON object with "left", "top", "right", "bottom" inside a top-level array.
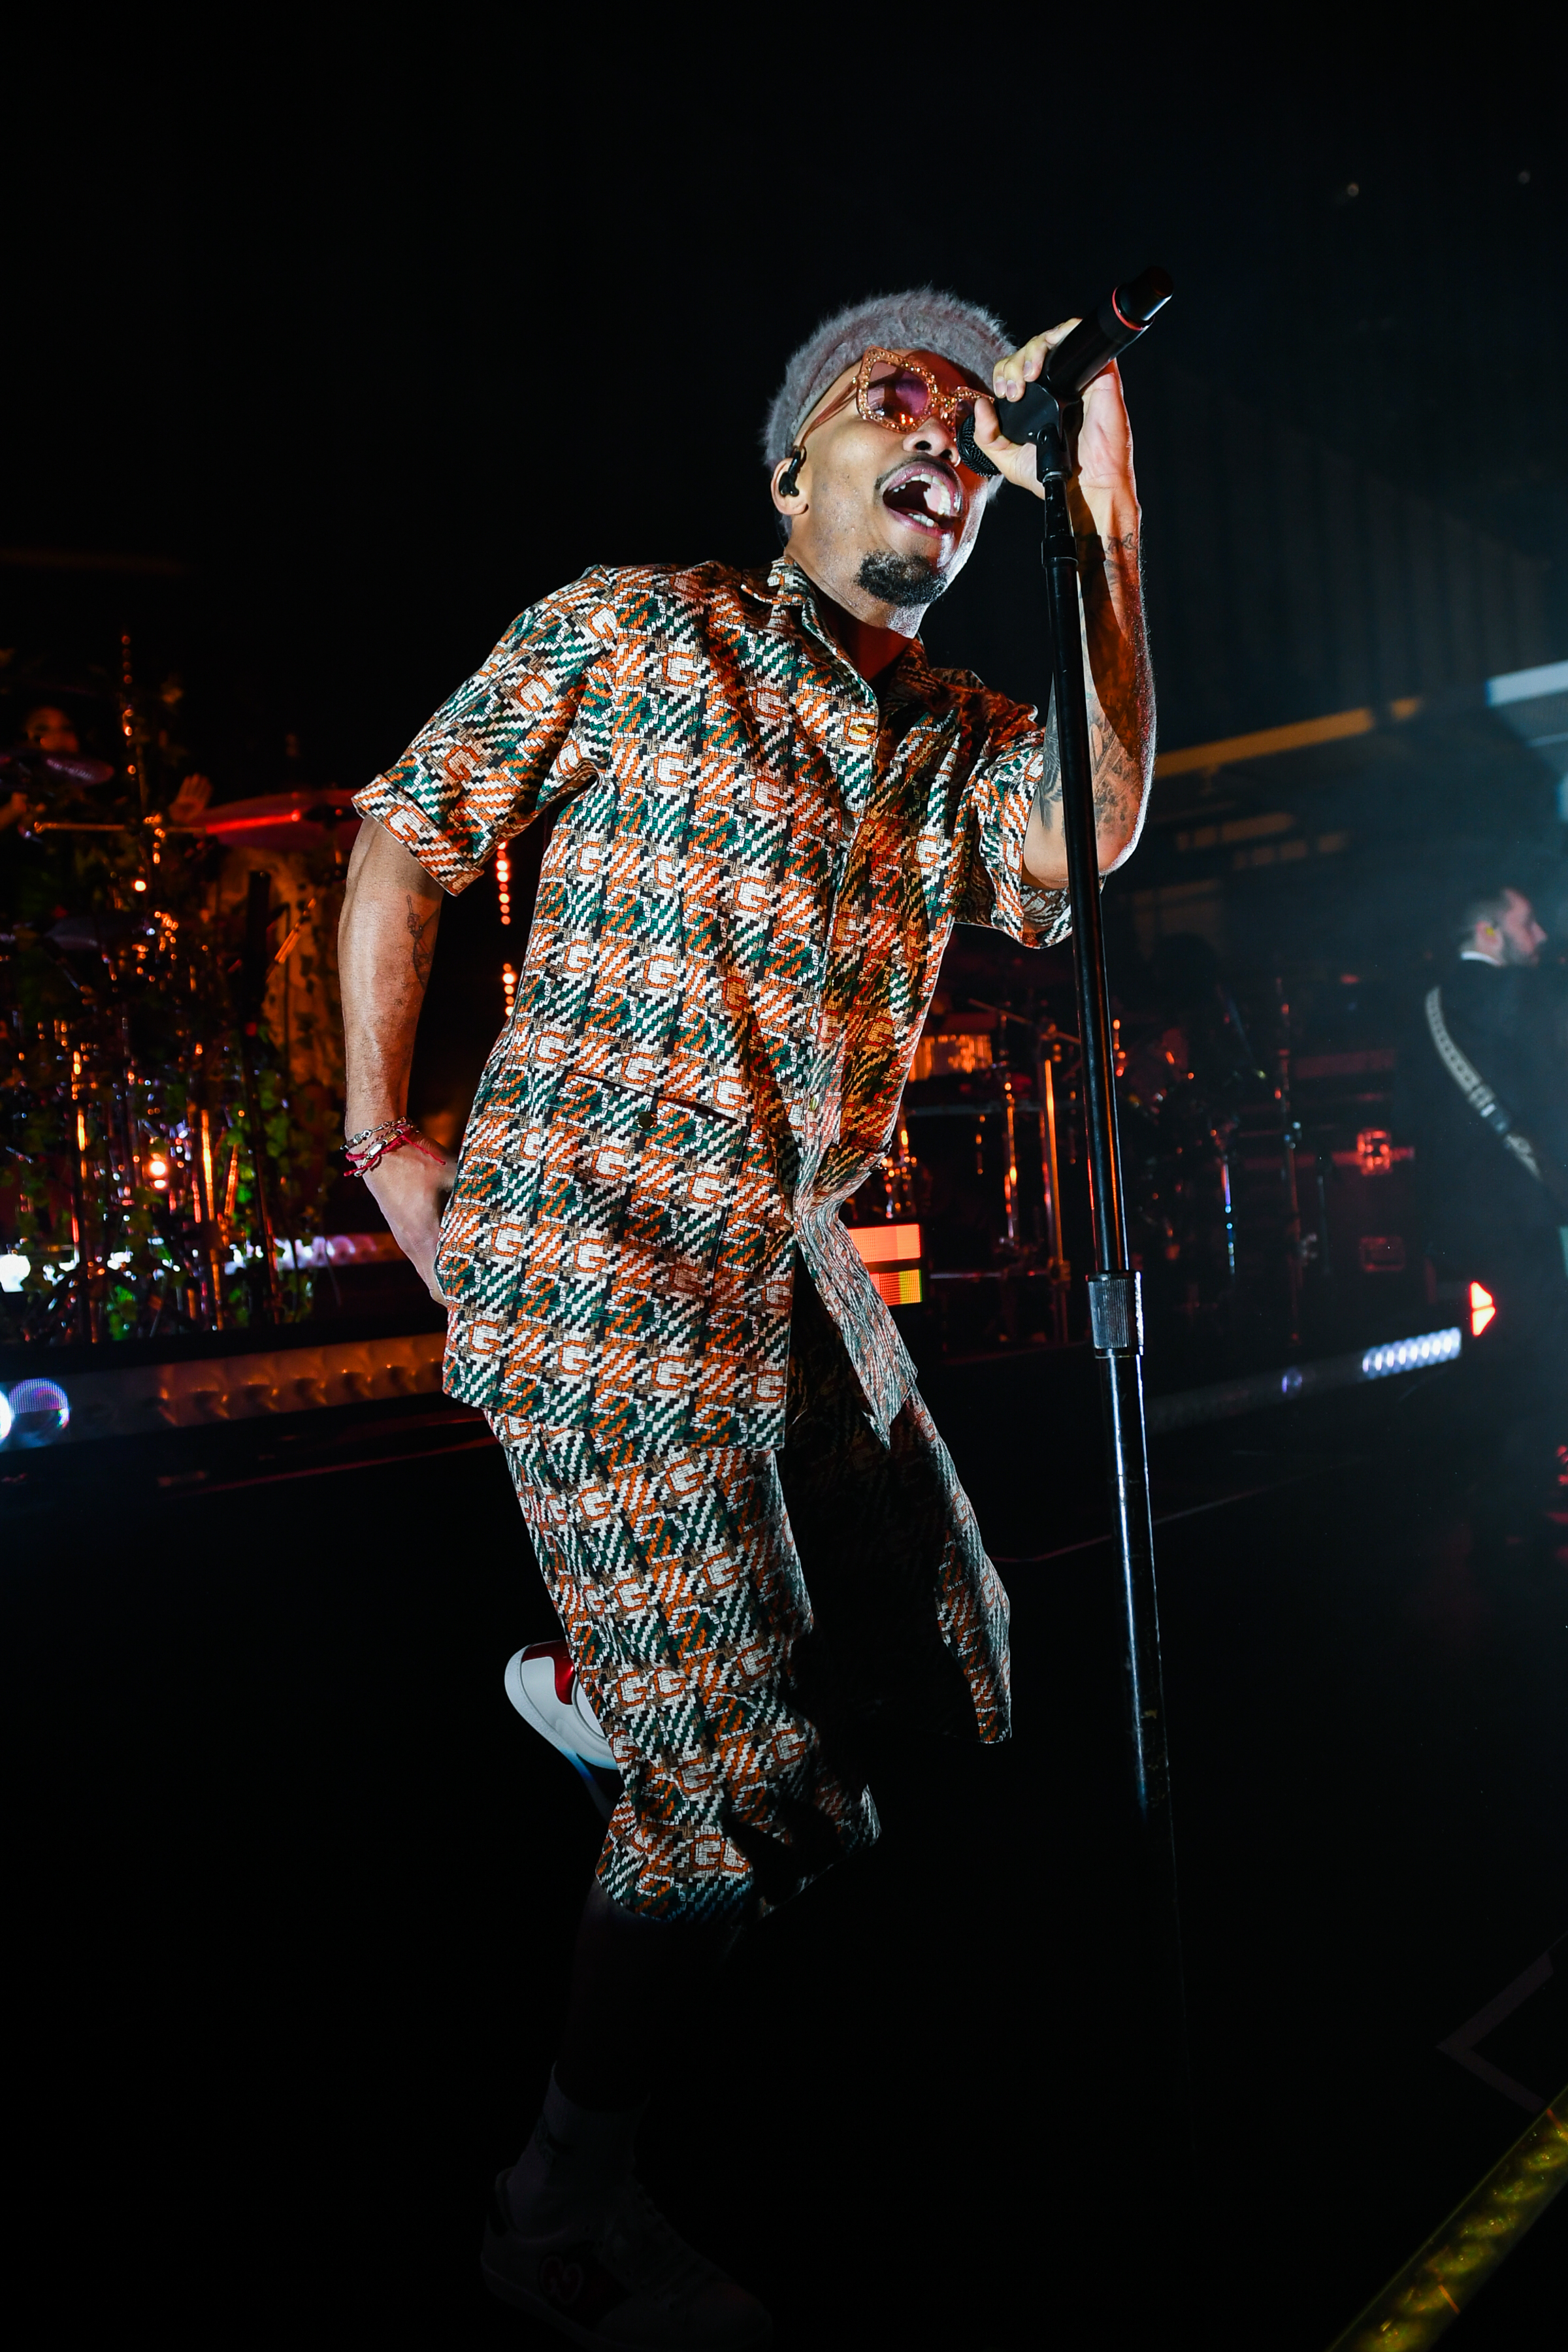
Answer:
[
  {"left": 495, "top": 1261, "right": 1011, "bottom": 1921},
  {"left": 355, "top": 557, "right": 1066, "bottom": 1460}
]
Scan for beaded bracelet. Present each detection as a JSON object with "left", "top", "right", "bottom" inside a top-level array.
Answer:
[
  {"left": 344, "top": 1117, "right": 403, "bottom": 1153},
  {"left": 342, "top": 1117, "right": 448, "bottom": 1177}
]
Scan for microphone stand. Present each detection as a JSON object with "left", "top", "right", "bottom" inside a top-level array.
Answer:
[
  {"left": 968, "top": 274, "right": 1190, "bottom": 2148},
  {"left": 1050, "top": 425, "right": 1189, "bottom": 2137}
]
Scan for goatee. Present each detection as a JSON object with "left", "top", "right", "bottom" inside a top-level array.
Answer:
[{"left": 857, "top": 551, "right": 948, "bottom": 608}]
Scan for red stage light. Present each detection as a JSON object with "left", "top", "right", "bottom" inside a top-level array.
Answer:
[{"left": 1469, "top": 1281, "right": 1495, "bottom": 1337}]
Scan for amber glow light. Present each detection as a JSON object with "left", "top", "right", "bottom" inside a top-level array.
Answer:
[
  {"left": 1470, "top": 1281, "right": 1495, "bottom": 1337},
  {"left": 497, "top": 849, "right": 512, "bottom": 925},
  {"left": 847, "top": 1220, "right": 923, "bottom": 1307},
  {"left": 501, "top": 962, "right": 517, "bottom": 1018}
]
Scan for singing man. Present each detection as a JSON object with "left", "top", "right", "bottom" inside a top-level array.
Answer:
[{"left": 338, "top": 289, "right": 1154, "bottom": 2347}]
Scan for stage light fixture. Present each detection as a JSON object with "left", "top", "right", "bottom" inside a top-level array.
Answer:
[
  {"left": 847, "top": 1221, "right": 924, "bottom": 1305},
  {"left": 6, "top": 1377, "right": 70, "bottom": 1445},
  {"left": 1469, "top": 1281, "right": 1495, "bottom": 1337},
  {"left": 1360, "top": 1328, "right": 1462, "bottom": 1381}
]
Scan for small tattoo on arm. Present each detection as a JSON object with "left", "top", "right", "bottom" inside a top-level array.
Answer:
[
  {"left": 1032, "top": 702, "right": 1064, "bottom": 827},
  {"left": 406, "top": 896, "right": 436, "bottom": 991},
  {"left": 1091, "top": 719, "right": 1141, "bottom": 832}
]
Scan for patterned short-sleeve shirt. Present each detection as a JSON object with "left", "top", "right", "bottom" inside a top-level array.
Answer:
[{"left": 354, "top": 557, "right": 1068, "bottom": 1460}]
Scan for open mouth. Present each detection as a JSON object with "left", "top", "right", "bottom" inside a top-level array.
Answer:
[{"left": 880, "top": 461, "right": 964, "bottom": 536}]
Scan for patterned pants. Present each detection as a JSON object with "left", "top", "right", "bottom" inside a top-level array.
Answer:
[{"left": 496, "top": 1267, "right": 1011, "bottom": 1922}]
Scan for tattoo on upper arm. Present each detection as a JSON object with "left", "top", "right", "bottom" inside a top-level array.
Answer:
[{"left": 406, "top": 894, "right": 437, "bottom": 991}]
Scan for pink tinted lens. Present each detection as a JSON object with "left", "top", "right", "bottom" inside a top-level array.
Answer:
[{"left": 864, "top": 365, "right": 934, "bottom": 426}]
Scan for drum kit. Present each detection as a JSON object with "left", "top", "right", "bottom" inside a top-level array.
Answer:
[
  {"left": 848, "top": 988, "right": 1082, "bottom": 1347},
  {"left": 849, "top": 943, "right": 1321, "bottom": 1361},
  {"left": 0, "top": 663, "right": 358, "bottom": 1346},
  {"left": 1, "top": 661, "right": 1352, "bottom": 1364}
]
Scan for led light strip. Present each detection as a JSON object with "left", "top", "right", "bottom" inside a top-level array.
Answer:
[
  {"left": 1360, "top": 1328, "right": 1463, "bottom": 1380},
  {"left": 1326, "top": 2084, "right": 1567, "bottom": 2347}
]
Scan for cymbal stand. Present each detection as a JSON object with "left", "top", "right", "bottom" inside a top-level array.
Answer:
[
  {"left": 1034, "top": 1022, "right": 1073, "bottom": 1341},
  {"left": 186, "top": 1075, "right": 227, "bottom": 1332},
  {"left": 235, "top": 870, "right": 284, "bottom": 1323},
  {"left": 1275, "top": 976, "right": 1304, "bottom": 1348},
  {"left": 63, "top": 1039, "right": 89, "bottom": 1340}
]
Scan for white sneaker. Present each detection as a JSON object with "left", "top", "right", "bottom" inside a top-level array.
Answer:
[
  {"left": 481, "top": 2169, "right": 773, "bottom": 2347},
  {"left": 505, "top": 1641, "right": 617, "bottom": 1768}
]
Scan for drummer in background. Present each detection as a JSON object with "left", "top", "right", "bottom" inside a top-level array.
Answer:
[
  {"left": 22, "top": 706, "right": 81, "bottom": 754},
  {"left": 2, "top": 706, "right": 84, "bottom": 834},
  {"left": 1407, "top": 885, "right": 1568, "bottom": 1505}
]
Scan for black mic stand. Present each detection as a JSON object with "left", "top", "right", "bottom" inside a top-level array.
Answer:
[{"left": 963, "top": 270, "right": 1190, "bottom": 2145}]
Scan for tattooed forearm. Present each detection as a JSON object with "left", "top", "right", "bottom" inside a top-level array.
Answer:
[
  {"left": 406, "top": 893, "right": 438, "bottom": 992},
  {"left": 1021, "top": 517, "right": 1153, "bottom": 885},
  {"left": 1079, "top": 527, "right": 1154, "bottom": 856}
]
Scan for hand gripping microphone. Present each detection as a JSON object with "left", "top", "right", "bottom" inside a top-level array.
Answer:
[{"left": 956, "top": 265, "right": 1173, "bottom": 476}]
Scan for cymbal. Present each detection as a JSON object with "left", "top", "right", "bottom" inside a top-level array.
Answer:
[
  {"left": 46, "top": 911, "right": 157, "bottom": 951},
  {"left": 190, "top": 787, "right": 361, "bottom": 855},
  {"left": 1, "top": 746, "right": 118, "bottom": 789}
]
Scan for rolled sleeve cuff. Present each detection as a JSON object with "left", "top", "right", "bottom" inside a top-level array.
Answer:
[
  {"left": 352, "top": 763, "right": 489, "bottom": 896},
  {"left": 988, "top": 755, "right": 1073, "bottom": 949}
]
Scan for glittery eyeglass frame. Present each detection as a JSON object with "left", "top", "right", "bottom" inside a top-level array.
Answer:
[{"left": 794, "top": 348, "right": 992, "bottom": 457}]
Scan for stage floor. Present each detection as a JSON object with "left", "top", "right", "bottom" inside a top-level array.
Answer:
[{"left": 5, "top": 1348, "right": 1565, "bottom": 2347}]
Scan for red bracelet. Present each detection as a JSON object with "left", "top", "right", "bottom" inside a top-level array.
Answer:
[{"left": 342, "top": 1118, "right": 447, "bottom": 1177}]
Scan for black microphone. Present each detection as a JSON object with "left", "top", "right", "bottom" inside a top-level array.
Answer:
[
  {"left": 957, "top": 266, "right": 1173, "bottom": 474},
  {"left": 1041, "top": 265, "right": 1172, "bottom": 400}
]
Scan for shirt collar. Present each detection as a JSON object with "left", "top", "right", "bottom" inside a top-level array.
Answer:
[{"left": 763, "top": 556, "right": 939, "bottom": 708}]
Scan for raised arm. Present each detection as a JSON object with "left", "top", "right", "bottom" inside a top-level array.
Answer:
[
  {"left": 338, "top": 816, "right": 457, "bottom": 1301},
  {"left": 971, "top": 327, "right": 1154, "bottom": 889}
]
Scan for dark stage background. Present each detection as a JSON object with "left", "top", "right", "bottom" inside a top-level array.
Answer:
[
  {"left": 8, "top": 44, "right": 1567, "bottom": 1128},
  {"left": 7, "top": 44, "right": 1567, "bottom": 889},
  {"left": 5, "top": 34, "right": 1568, "bottom": 2351}
]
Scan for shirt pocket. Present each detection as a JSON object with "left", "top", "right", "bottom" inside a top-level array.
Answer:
[
  {"left": 627, "top": 1089, "right": 750, "bottom": 1299},
  {"left": 559, "top": 1073, "right": 745, "bottom": 1336}
]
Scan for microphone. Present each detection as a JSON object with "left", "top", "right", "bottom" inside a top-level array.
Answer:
[
  {"left": 957, "top": 266, "right": 1173, "bottom": 474},
  {"left": 1039, "top": 265, "right": 1172, "bottom": 401}
]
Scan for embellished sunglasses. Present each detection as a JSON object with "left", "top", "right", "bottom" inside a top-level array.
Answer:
[{"left": 781, "top": 349, "right": 992, "bottom": 490}]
